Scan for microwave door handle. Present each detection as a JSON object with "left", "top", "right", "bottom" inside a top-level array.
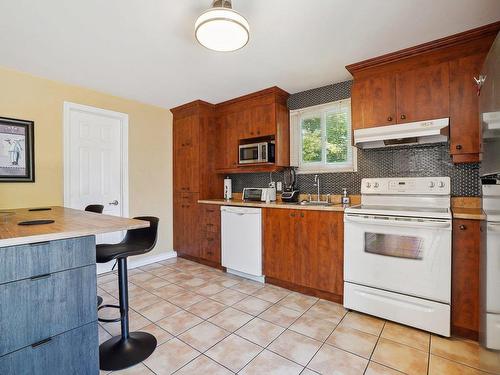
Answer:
[{"left": 344, "top": 214, "right": 451, "bottom": 229}]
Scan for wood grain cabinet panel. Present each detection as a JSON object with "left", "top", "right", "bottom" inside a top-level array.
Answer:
[
  {"left": 200, "top": 205, "right": 221, "bottom": 263},
  {"left": 0, "top": 322, "right": 99, "bottom": 375},
  {"left": 299, "top": 211, "right": 344, "bottom": 295},
  {"left": 0, "top": 265, "right": 97, "bottom": 357},
  {"left": 451, "top": 219, "right": 482, "bottom": 340},
  {"left": 0, "top": 236, "right": 95, "bottom": 285},
  {"left": 351, "top": 74, "right": 396, "bottom": 129},
  {"left": 173, "top": 115, "right": 200, "bottom": 193},
  {"left": 263, "top": 209, "right": 344, "bottom": 299},
  {"left": 173, "top": 193, "right": 200, "bottom": 258},
  {"left": 396, "top": 62, "right": 450, "bottom": 122},
  {"left": 250, "top": 103, "right": 275, "bottom": 138},
  {"left": 449, "top": 53, "right": 486, "bottom": 162}
]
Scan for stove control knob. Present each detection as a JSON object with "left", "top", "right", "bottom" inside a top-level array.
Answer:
[
  {"left": 428, "top": 182, "right": 435, "bottom": 188},
  {"left": 365, "top": 182, "right": 371, "bottom": 188},
  {"left": 438, "top": 181, "right": 445, "bottom": 188}
]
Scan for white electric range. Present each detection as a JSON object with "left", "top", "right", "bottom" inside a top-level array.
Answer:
[
  {"left": 482, "top": 184, "right": 500, "bottom": 349},
  {"left": 343, "top": 177, "right": 452, "bottom": 336}
]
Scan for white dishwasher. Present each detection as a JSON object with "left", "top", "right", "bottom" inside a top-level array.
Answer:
[{"left": 221, "top": 206, "right": 263, "bottom": 282}]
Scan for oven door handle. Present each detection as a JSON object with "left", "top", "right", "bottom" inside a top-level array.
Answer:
[
  {"left": 487, "top": 223, "right": 500, "bottom": 233},
  {"left": 344, "top": 214, "right": 452, "bottom": 229}
]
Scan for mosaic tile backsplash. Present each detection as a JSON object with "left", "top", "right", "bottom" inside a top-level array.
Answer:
[{"left": 228, "top": 81, "right": 481, "bottom": 197}]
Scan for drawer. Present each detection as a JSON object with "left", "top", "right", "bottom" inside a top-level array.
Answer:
[
  {"left": 0, "top": 322, "right": 99, "bottom": 375},
  {"left": 0, "top": 236, "right": 96, "bottom": 285},
  {"left": 201, "top": 233, "right": 220, "bottom": 263},
  {"left": 0, "top": 265, "right": 97, "bottom": 356},
  {"left": 201, "top": 206, "right": 220, "bottom": 232}
]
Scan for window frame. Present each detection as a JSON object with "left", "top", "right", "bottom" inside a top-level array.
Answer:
[{"left": 290, "top": 98, "right": 357, "bottom": 174}]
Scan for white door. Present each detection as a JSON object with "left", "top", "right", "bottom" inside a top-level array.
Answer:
[{"left": 63, "top": 102, "right": 128, "bottom": 273}]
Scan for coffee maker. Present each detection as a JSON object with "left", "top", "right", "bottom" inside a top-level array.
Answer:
[{"left": 281, "top": 168, "right": 300, "bottom": 202}]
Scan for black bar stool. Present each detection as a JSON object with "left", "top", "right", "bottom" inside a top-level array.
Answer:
[
  {"left": 97, "top": 216, "right": 159, "bottom": 371},
  {"left": 85, "top": 204, "right": 105, "bottom": 306}
]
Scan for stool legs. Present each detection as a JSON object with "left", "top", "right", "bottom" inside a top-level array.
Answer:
[{"left": 98, "top": 258, "right": 157, "bottom": 371}]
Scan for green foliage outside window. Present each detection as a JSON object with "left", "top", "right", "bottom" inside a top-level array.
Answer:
[
  {"left": 301, "top": 117, "right": 322, "bottom": 162},
  {"left": 300, "top": 109, "right": 349, "bottom": 165}
]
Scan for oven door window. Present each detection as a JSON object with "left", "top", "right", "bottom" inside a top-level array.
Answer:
[
  {"left": 364, "top": 232, "right": 424, "bottom": 260},
  {"left": 240, "top": 146, "right": 259, "bottom": 162}
]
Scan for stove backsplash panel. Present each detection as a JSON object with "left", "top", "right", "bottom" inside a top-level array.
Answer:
[{"left": 228, "top": 81, "right": 481, "bottom": 197}]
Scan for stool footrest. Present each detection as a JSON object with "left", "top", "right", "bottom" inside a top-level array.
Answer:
[{"left": 98, "top": 304, "right": 121, "bottom": 323}]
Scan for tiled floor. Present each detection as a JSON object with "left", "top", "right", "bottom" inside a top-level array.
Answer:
[{"left": 97, "top": 258, "right": 500, "bottom": 375}]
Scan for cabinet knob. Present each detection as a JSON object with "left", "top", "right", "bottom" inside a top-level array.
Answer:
[
  {"left": 456, "top": 144, "right": 463, "bottom": 150},
  {"left": 459, "top": 224, "right": 466, "bottom": 230},
  {"left": 400, "top": 114, "right": 406, "bottom": 120},
  {"left": 387, "top": 116, "right": 393, "bottom": 122}
]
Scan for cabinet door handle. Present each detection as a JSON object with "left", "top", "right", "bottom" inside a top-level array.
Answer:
[
  {"left": 31, "top": 273, "right": 51, "bottom": 281},
  {"left": 300, "top": 212, "right": 304, "bottom": 218},
  {"left": 387, "top": 116, "right": 393, "bottom": 121},
  {"left": 290, "top": 213, "right": 296, "bottom": 217},
  {"left": 400, "top": 114, "right": 406, "bottom": 120},
  {"left": 456, "top": 144, "right": 463, "bottom": 150},
  {"left": 31, "top": 337, "right": 52, "bottom": 348},
  {"left": 207, "top": 238, "right": 214, "bottom": 242},
  {"left": 459, "top": 224, "right": 467, "bottom": 230}
]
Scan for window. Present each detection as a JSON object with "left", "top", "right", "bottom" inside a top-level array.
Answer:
[{"left": 290, "top": 99, "right": 356, "bottom": 173}]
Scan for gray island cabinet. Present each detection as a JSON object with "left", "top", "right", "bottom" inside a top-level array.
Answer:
[{"left": 0, "top": 206, "right": 149, "bottom": 375}]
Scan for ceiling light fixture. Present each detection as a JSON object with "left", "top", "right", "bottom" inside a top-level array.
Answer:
[{"left": 195, "top": 0, "right": 250, "bottom": 52}]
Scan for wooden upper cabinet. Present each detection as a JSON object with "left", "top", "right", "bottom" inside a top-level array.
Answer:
[
  {"left": 173, "top": 115, "right": 200, "bottom": 193},
  {"left": 351, "top": 74, "right": 396, "bottom": 129},
  {"left": 347, "top": 22, "right": 500, "bottom": 163},
  {"left": 216, "top": 113, "right": 240, "bottom": 169},
  {"left": 449, "top": 53, "right": 486, "bottom": 162},
  {"left": 250, "top": 103, "right": 275, "bottom": 138},
  {"left": 396, "top": 62, "right": 450, "bottom": 123}
]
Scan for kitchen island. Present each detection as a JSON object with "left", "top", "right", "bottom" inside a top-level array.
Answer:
[{"left": 0, "top": 206, "right": 148, "bottom": 375}]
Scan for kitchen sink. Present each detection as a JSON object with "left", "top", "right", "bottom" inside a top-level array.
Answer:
[{"left": 299, "top": 201, "right": 333, "bottom": 206}]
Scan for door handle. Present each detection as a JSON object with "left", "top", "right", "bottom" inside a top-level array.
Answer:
[{"left": 109, "top": 200, "right": 119, "bottom": 206}]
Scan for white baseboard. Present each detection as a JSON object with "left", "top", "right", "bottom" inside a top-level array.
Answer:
[{"left": 97, "top": 251, "right": 177, "bottom": 274}]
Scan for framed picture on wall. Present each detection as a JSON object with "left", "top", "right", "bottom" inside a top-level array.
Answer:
[{"left": 0, "top": 117, "right": 35, "bottom": 182}]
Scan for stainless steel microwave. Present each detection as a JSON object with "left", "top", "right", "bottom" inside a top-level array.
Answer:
[{"left": 239, "top": 141, "right": 275, "bottom": 164}]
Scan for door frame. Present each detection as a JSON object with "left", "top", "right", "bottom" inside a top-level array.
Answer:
[{"left": 63, "top": 101, "right": 129, "bottom": 218}]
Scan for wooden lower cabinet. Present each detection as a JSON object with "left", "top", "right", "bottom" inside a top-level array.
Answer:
[
  {"left": 200, "top": 205, "right": 221, "bottom": 264},
  {"left": 173, "top": 193, "right": 200, "bottom": 258},
  {"left": 263, "top": 208, "right": 344, "bottom": 302},
  {"left": 451, "top": 218, "right": 483, "bottom": 340}
]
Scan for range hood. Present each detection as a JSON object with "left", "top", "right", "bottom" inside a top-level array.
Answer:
[{"left": 354, "top": 118, "right": 449, "bottom": 149}]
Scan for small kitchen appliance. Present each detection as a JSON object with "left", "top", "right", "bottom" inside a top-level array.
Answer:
[
  {"left": 239, "top": 141, "right": 275, "bottom": 164},
  {"left": 242, "top": 187, "right": 276, "bottom": 202},
  {"left": 281, "top": 168, "right": 300, "bottom": 203},
  {"left": 343, "top": 177, "right": 452, "bottom": 336}
]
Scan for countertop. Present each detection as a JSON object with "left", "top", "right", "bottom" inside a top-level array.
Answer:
[
  {"left": 198, "top": 199, "right": 349, "bottom": 212},
  {"left": 451, "top": 208, "right": 486, "bottom": 220},
  {"left": 0, "top": 206, "right": 149, "bottom": 247}
]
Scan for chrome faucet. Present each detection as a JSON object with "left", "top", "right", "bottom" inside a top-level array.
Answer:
[{"left": 314, "top": 174, "right": 321, "bottom": 202}]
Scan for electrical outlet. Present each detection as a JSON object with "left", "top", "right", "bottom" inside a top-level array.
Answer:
[{"left": 276, "top": 181, "right": 283, "bottom": 191}]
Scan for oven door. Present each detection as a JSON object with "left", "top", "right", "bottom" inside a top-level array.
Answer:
[
  {"left": 239, "top": 144, "right": 262, "bottom": 164},
  {"left": 344, "top": 213, "right": 452, "bottom": 303}
]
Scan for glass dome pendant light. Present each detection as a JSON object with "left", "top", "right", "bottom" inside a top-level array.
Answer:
[{"left": 195, "top": 0, "right": 250, "bottom": 52}]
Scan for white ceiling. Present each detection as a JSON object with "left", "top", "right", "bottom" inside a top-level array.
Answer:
[{"left": 0, "top": 0, "right": 499, "bottom": 109}]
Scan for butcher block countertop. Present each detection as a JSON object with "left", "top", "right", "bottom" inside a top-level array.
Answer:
[
  {"left": 451, "top": 207, "right": 486, "bottom": 220},
  {"left": 0, "top": 206, "right": 149, "bottom": 247},
  {"left": 198, "top": 199, "right": 350, "bottom": 212}
]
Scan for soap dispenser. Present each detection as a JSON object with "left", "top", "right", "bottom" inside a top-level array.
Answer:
[{"left": 342, "top": 188, "right": 350, "bottom": 206}]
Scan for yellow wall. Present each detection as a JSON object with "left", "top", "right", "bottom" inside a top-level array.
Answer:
[{"left": 0, "top": 66, "right": 173, "bottom": 256}]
